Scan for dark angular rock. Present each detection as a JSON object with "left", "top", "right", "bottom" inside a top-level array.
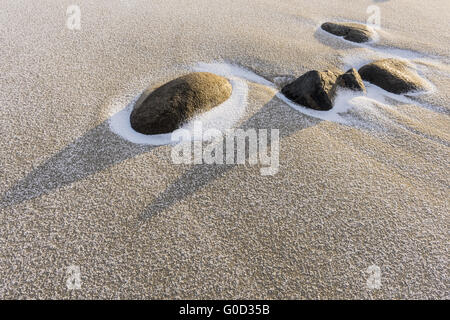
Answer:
[
  {"left": 334, "top": 68, "right": 366, "bottom": 93},
  {"left": 130, "top": 72, "right": 232, "bottom": 135},
  {"left": 358, "top": 59, "right": 426, "bottom": 94},
  {"left": 321, "top": 22, "right": 373, "bottom": 43},
  {"left": 281, "top": 70, "right": 340, "bottom": 111}
]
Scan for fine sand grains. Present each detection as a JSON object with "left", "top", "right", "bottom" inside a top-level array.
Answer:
[{"left": 0, "top": 0, "right": 449, "bottom": 299}]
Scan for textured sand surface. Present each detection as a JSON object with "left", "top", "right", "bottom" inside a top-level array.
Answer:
[{"left": 0, "top": 0, "right": 449, "bottom": 299}]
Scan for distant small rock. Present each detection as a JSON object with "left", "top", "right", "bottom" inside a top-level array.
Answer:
[
  {"left": 130, "top": 72, "right": 232, "bottom": 135},
  {"left": 281, "top": 70, "right": 340, "bottom": 111},
  {"left": 321, "top": 22, "right": 373, "bottom": 43},
  {"left": 358, "top": 59, "right": 426, "bottom": 94},
  {"left": 334, "top": 68, "right": 366, "bottom": 93}
]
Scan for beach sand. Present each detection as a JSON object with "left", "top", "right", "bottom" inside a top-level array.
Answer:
[{"left": 0, "top": 0, "right": 449, "bottom": 299}]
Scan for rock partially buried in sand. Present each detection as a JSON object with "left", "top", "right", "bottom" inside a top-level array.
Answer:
[
  {"left": 334, "top": 68, "right": 366, "bottom": 93},
  {"left": 281, "top": 70, "right": 340, "bottom": 111},
  {"left": 130, "top": 72, "right": 232, "bottom": 135},
  {"left": 358, "top": 59, "right": 427, "bottom": 94},
  {"left": 321, "top": 22, "right": 373, "bottom": 43}
]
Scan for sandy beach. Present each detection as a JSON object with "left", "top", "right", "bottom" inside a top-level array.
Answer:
[{"left": 0, "top": 0, "right": 449, "bottom": 299}]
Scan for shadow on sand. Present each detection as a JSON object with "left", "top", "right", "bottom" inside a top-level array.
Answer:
[
  {"left": 139, "top": 95, "right": 322, "bottom": 220},
  {"left": 0, "top": 119, "right": 158, "bottom": 208},
  {"left": 1, "top": 93, "right": 322, "bottom": 212}
]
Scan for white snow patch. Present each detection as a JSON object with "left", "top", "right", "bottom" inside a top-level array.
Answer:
[
  {"left": 276, "top": 89, "right": 363, "bottom": 124},
  {"left": 277, "top": 81, "right": 436, "bottom": 126},
  {"left": 108, "top": 62, "right": 255, "bottom": 145}
]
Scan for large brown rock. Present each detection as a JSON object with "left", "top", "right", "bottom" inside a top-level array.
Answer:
[
  {"left": 281, "top": 70, "right": 340, "bottom": 111},
  {"left": 321, "top": 22, "right": 373, "bottom": 43},
  {"left": 358, "top": 59, "right": 426, "bottom": 94},
  {"left": 130, "top": 72, "right": 232, "bottom": 134}
]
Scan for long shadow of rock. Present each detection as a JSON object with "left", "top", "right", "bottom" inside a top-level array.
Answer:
[
  {"left": 1, "top": 119, "right": 157, "bottom": 208},
  {"left": 140, "top": 95, "right": 322, "bottom": 219}
]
